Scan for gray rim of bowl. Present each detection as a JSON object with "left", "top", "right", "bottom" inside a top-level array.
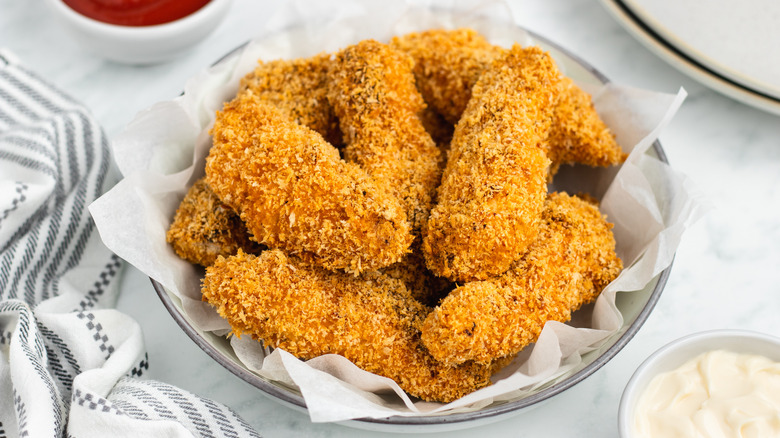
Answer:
[{"left": 151, "top": 27, "right": 672, "bottom": 427}]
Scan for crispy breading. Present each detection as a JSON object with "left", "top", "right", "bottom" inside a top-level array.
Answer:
[
  {"left": 327, "top": 40, "right": 443, "bottom": 235},
  {"left": 166, "top": 177, "right": 262, "bottom": 266},
  {"left": 422, "top": 45, "right": 559, "bottom": 283},
  {"left": 205, "top": 94, "right": 413, "bottom": 275},
  {"left": 239, "top": 53, "right": 342, "bottom": 146},
  {"left": 421, "top": 192, "right": 623, "bottom": 365},
  {"left": 380, "top": 250, "right": 453, "bottom": 307},
  {"left": 546, "top": 76, "right": 627, "bottom": 174},
  {"left": 390, "top": 28, "right": 504, "bottom": 125},
  {"left": 201, "top": 249, "right": 500, "bottom": 402},
  {"left": 391, "top": 28, "right": 625, "bottom": 174},
  {"left": 186, "top": 33, "right": 629, "bottom": 404},
  {"left": 417, "top": 106, "right": 454, "bottom": 154}
]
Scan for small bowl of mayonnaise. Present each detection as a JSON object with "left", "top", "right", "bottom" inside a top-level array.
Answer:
[{"left": 618, "top": 329, "right": 780, "bottom": 438}]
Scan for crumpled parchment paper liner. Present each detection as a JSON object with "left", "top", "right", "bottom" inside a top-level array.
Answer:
[{"left": 90, "top": 0, "right": 708, "bottom": 422}]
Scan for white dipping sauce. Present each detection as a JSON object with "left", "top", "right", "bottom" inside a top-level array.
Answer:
[{"left": 633, "top": 350, "right": 780, "bottom": 438}]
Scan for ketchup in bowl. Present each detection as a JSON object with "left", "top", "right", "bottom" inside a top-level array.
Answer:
[{"left": 62, "top": 0, "right": 212, "bottom": 26}]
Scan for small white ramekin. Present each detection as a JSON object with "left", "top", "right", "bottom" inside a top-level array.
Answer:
[
  {"left": 618, "top": 329, "right": 780, "bottom": 437},
  {"left": 44, "top": 0, "right": 232, "bottom": 65}
]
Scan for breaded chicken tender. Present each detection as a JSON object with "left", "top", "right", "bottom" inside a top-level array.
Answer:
[
  {"left": 391, "top": 28, "right": 625, "bottom": 174},
  {"left": 202, "top": 249, "right": 500, "bottom": 402},
  {"left": 380, "top": 251, "right": 453, "bottom": 307},
  {"left": 546, "top": 76, "right": 627, "bottom": 173},
  {"left": 328, "top": 40, "right": 443, "bottom": 235},
  {"left": 166, "top": 177, "right": 263, "bottom": 266},
  {"left": 417, "top": 106, "right": 454, "bottom": 153},
  {"left": 206, "top": 94, "right": 413, "bottom": 275},
  {"left": 423, "top": 45, "right": 559, "bottom": 283},
  {"left": 421, "top": 192, "right": 623, "bottom": 365},
  {"left": 239, "top": 53, "right": 342, "bottom": 146},
  {"left": 390, "top": 28, "right": 505, "bottom": 126}
]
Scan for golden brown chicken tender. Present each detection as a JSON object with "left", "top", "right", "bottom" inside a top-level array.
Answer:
[
  {"left": 206, "top": 94, "right": 413, "bottom": 275},
  {"left": 421, "top": 192, "right": 623, "bottom": 365},
  {"left": 379, "top": 251, "right": 453, "bottom": 307},
  {"left": 201, "top": 249, "right": 500, "bottom": 402},
  {"left": 390, "top": 28, "right": 505, "bottom": 126},
  {"left": 327, "top": 40, "right": 443, "bottom": 235},
  {"left": 546, "top": 76, "right": 627, "bottom": 173},
  {"left": 166, "top": 177, "right": 262, "bottom": 266},
  {"left": 239, "top": 53, "right": 342, "bottom": 146},
  {"left": 417, "top": 106, "right": 455, "bottom": 153},
  {"left": 185, "top": 32, "right": 629, "bottom": 405},
  {"left": 391, "top": 28, "right": 625, "bottom": 174},
  {"left": 422, "top": 45, "right": 559, "bottom": 283}
]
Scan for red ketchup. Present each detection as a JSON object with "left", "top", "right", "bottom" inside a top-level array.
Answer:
[{"left": 62, "top": 0, "right": 212, "bottom": 26}]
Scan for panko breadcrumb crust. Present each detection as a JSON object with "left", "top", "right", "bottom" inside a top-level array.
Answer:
[
  {"left": 158, "top": 27, "right": 632, "bottom": 405},
  {"left": 392, "top": 28, "right": 625, "bottom": 174},
  {"left": 379, "top": 251, "right": 453, "bottom": 306},
  {"left": 201, "top": 249, "right": 503, "bottom": 402},
  {"left": 327, "top": 40, "right": 449, "bottom": 304},
  {"left": 165, "top": 177, "right": 262, "bottom": 266},
  {"left": 390, "top": 28, "right": 505, "bottom": 125},
  {"left": 422, "top": 45, "right": 559, "bottom": 283},
  {"left": 205, "top": 94, "right": 413, "bottom": 275},
  {"left": 421, "top": 192, "right": 623, "bottom": 365},
  {"left": 547, "top": 76, "right": 627, "bottom": 173},
  {"left": 328, "top": 40, "right": 443, "bottom": 236},
  {"left": 417, "top": 106, "right": 455, "bottom": 153},
  {"left": 239, "top": 53, "right": 343, "bottom": 147}
]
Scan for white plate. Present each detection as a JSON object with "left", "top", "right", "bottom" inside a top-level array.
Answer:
[
  {"left": 599, "top": 0, "right": 780, "bottom": 116},
  {"left": 623, "top": 0, "right": 780, "bottom": 101}
]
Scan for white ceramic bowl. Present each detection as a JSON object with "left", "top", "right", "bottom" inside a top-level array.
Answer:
[
  {"left": 44, "top": 0, "right": 232, "bottom": 64},
  {"left": 147, "top": 28, "right": 674, "bottom": 433},
  {"left": 618, "top": 329, "right": 780, "bottom": 437}
]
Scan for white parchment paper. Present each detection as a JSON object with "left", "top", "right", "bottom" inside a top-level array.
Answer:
[{"left": 89, "top": 0, "right": 707, "bottom": 423}]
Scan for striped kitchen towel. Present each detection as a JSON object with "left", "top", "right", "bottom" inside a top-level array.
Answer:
[{"left": 0, "top": 50, "right": 260, "bottom": 438}]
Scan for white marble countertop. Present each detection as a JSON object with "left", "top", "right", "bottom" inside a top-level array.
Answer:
[{"left": 4, "top": 0, "right": 779, "bottom": 436}]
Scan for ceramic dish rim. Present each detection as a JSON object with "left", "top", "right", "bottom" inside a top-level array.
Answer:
[{"left": 599, "top": 0, "right": 780, "bottom": 116}]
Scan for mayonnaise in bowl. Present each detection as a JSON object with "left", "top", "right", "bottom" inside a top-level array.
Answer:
[
  {"left": 619, "top": 330, "right": 780, "bottom": 438},
  {"left": 634, "top": 350, "right": 780, "bottom": 437}
]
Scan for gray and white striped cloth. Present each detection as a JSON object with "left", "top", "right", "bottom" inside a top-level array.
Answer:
[{"left": 0, "top": 50, "right": 260, "bottom": 438}]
